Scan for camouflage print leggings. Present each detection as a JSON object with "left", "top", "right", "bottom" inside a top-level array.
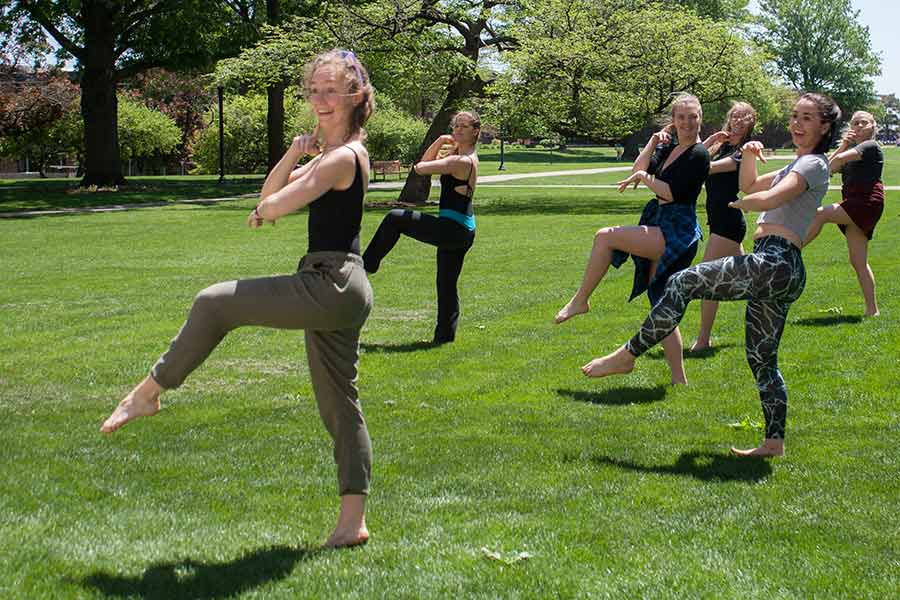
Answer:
[{"left": 626, "top": 236, "right": 806, "bottom": 439}]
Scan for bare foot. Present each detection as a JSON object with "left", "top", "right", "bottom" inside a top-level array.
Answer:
[
  {"left": 555, "top": 298, "right": 589, "bottom": 324},
  {"left": 581, "top": 346, "right": 635, "bottom": 378},
  {"left": 324, "top": 526, "right": 369, "bottom": 549},
  {"left": 864, "top": 309, "right": 880, "bottom": 317},
  {"left": 325, "top": 494, "right": 369, "bottom": 549},
  {"left": 730, "top": 438, "right": 784, "bottom": 457},
  {"left": 100, "top": 376, "right": 162, "bottom": 434},
  {"left": 689, "top": 339, "right": 710, "bottom": 352},
  {"left": 670, "top": 374, "right": 688, "bottom": 386}
]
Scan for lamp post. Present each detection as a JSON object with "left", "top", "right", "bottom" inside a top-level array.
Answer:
[
  {"left": 217, "top": 86, "right": 225, "bottom": 184},
  {"left": 498, "top": 135, "right": 506, "bottom": 171}
]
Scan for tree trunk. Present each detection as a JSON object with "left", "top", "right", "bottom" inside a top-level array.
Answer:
[
  {"left": 398, "top": 76, "right": 481, "bottom": 203},
  {"left": 79, "top": 2, "right": 123, "bottom": 187},
  {"left": 266, "top": 0, "right": 284, "bottom": 173},
  {"left": 267, "top": 83, "right": 285, "bottom": 172},
  {"left": 621, "top": 123, "right": 657, "bottom": 162}
]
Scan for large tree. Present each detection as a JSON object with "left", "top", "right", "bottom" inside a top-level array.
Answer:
[
  {"left": 327, "top": 0, "right": 519, "bottom": 202},
  {"left": 494, "top": 0, "right": 778, "bottom": 158},
  {"left": 755, "top": 0, "right": 881, "bottom": 114},
  {"left": 3, "top": 1, "right": 256, "bottom": 186}
]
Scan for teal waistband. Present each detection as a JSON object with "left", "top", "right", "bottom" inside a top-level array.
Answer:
[{"left": 439, "top": 209, "right": 476, "bottom": 231}]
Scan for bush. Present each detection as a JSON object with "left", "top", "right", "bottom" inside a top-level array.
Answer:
[{"left": 364, "top": 107, "right": 428, "bottom": 164}]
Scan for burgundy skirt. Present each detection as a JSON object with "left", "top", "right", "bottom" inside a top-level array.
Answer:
[{"left": 839, "top": 181, "right": 884, "bottom": 240}]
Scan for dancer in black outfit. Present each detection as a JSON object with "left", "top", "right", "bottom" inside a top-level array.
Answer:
[
  {"left": 691, "top": 101, "right": 758, "bottom": 351},
  {"left": 363, "top": 112, "right": 480, "bottom": 344}
]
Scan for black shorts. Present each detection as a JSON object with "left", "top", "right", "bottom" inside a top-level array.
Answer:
[{"left": 706, "top": 197, "right": 746, "bottom": 244}]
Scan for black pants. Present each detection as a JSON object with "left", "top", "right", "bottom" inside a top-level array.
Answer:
[
  {"left": 626, "top": 236, "right": 806, "bottom": 439},
  {"left": 363, "top": 210, "right": 475, "bottom": 343}
]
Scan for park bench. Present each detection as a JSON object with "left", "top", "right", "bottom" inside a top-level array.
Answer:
[
  {"left": 371, "top": 160, "right": 404, "bottom": 181},
  {"left": 763, "top": 148, "right": 776, "bottom": 157}
]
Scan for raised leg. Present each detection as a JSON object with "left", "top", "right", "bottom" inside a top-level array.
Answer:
[
  {"left": 803, "top": 203, "right": 851, "bottom": 247},
  {"left": 556, "top": 225, "right": 665, "bottom": 324},
  {"left": 362, "top": 210, "right": 443, "bottom": 274}
]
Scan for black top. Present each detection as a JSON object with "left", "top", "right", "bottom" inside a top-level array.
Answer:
[
  {"left": 841, "top": 140, "right": 883, "bottom": 185},
  {"left": 438, "top": 157, "right": 475, "bottom": 217},
  {"left": 307, "top": 147, "right": 364, "bottom": 254},
  {"left": 647, "top": 141, "right": 710, "bottom": 204},
  {"left": 705, "top": 143, "right": 741, "bottom": 202}
]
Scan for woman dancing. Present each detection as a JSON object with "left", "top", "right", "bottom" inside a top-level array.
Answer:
[
  {"left": 363, "top": 112, "right": 480, "bottom": 344},
  {"left": 803, "top": 110, "right": 884, "bottom": 316},
  {"left": 555, "top": 94, "right": 709, "bottom": 385},
  {"left": 581, "top": 93, "right": 840, "bottom": 457},
  {"left": 690, "top": 102, "right": 758, "bottom": 351},
  {"left": 101, "top": 49, "right": 376, "bottom": 548}
]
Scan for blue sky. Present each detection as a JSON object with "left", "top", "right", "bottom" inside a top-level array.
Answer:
[{"left": 850, "top": 0, "right": 899, "bottom": 95}]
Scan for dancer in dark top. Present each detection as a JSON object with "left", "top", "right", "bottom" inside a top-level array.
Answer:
[
  {"left": 803, "top": 110, "right": 884, "bottom": 316},
  {"left": 691, "top": 102, "right": 758, "bottom": 351},
  {"left": 363, "top": 111, "right": 480, "bottom": 344},
  {"left": 555, "top": 94, "right": 709, "bottom": 385},
  {"left": 581, "top": 93, "right": 840, "bottom": 458},
  {"left": 101, "top": 49, "right": 376, "bottom": 548}
]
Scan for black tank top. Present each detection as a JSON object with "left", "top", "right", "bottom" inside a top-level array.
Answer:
[
  {"left": 705, "top": 143, "right": 741, "bottom": 203},
  {"left": 307, "top": 146, "right": 363, "bottom": 254},
  {"left": 438, "top": 158, "right": 474, "bottom": 217}
]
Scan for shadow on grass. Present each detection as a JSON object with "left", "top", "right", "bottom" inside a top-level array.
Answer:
[
  {"left": 475, "top": 196, "right": 645, "bottom": 216},
  {"left": 361, "top": 340, "right": 439, "bottom": 353},
  {"left": 557, "top": 385, "right": 667, "bottom": 406},
  {"left": 645, "top": 342, "right": 739, "bottom": 361},
  {"left": 81, "top": 544, "right": 322, "bottom": 599},
  {"left": 592, "top": 450, "right": 772, "bottom": 483},
  {"left": 792, "top": 315, "right": 863, "bottom": 326},
  {"left": 0, "top": 178, "right": 262, "bottom": 213}
]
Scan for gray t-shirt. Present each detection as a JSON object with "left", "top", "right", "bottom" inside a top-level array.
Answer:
[
  {"left": 757, "top": 154, "right": 829, "bottom": 239},
  {"left": 841, "top": 140, "right": 883, "bottom": 185}
]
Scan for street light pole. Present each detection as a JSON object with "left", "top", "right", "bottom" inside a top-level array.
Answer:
[{"left": 217, "top": 86, "right": 225, "bottom": 184}]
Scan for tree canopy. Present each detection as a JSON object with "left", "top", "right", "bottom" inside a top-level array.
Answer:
[{"left": 755, "top": 0, "right": 881, "bottom": 114}]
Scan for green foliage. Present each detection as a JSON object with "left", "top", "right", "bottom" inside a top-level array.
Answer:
[
  {"left": 191, "top": 92, "right": 427, "bottom": 172},
  {"left": 755, "top": 0, "right": 881, "bottom": 114},
  {"left": 116, "top": 97, "right": 181, "bottom": 161},
  {"left": 192, "top": 93, "right": 317, "bottom": 174},
  {"left": 364, "top": 103, "right": 429, "bottom": 163},
  {"left": 212, "top": 18, "right": 327, "bottom": 92},
  {"left": 492, "top": 0, "right": 778, "bottom": 141}
]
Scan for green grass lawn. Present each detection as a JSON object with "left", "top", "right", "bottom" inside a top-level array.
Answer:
[{"left": 1, "top": 176, "right": 898, "bottom": 597}]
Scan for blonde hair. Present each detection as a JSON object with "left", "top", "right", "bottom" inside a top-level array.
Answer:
[
  {"left": 303, "top": 49, "right": 375, "bottom": 141},
  {"left": 849, "top": 110, "right": 878, "bottom": 141},
  {"left": 451, "top": 111, "right": 481, "bottom": 146},
  {"left": 662, "top": 93, "right": 703, "bottom": 135},
  {"left": 710, "top": 101, "right": 757, "bottom": 155}
]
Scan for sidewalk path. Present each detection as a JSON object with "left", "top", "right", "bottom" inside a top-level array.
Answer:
[{"left": 369, "top": 156, "right": 800, "bottom": 190}]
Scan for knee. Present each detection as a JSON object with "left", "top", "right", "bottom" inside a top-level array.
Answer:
[
  {"left": 192, "top": 283, "right": 227, "bottom": 315},
  {"left": 594, "top": 227, "right": 614, "bottom": 245}
]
